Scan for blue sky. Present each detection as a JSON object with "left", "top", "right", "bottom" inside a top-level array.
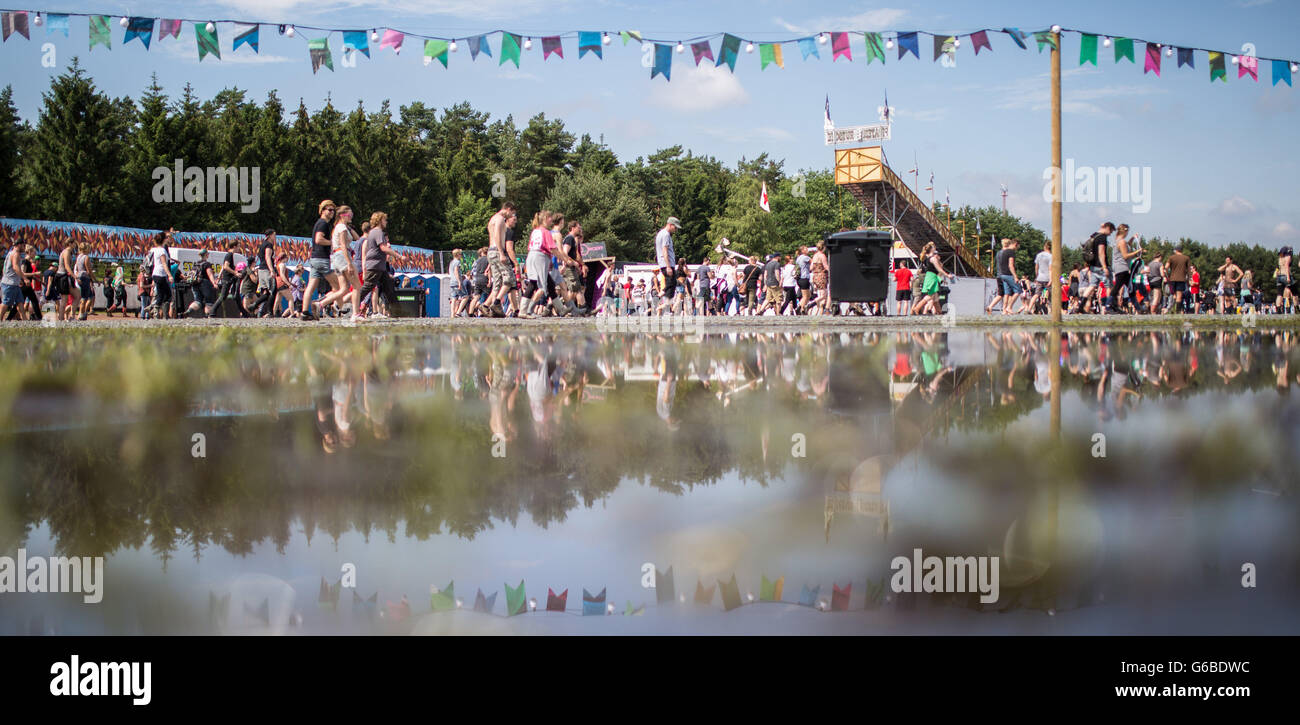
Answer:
[{"left": 1, "top": 0, "right": 1297, "bottom": 248}]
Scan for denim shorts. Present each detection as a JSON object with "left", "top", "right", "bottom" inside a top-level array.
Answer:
[
  {"left": 308, "top": 258, "right": 331, "bottom": 281},
  {"left": 1, "top": 283, "right": 20, "bottom": 307}
]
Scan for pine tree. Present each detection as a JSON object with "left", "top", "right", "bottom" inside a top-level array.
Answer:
[{"left": 0, "top": 85, "right": 29, "bottom": 217}]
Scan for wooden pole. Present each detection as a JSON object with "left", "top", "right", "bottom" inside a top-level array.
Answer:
[{"left": 1050, "top": 30, "right": 1063, "bottom": 323}]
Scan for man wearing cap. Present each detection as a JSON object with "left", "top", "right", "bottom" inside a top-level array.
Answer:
[{"left": 656, "top": 217, "right": 679, "bottom": 310}]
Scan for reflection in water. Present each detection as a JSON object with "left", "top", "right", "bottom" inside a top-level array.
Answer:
[{"left": 1, "top": 327, "right": 1298, "bottom": 634}]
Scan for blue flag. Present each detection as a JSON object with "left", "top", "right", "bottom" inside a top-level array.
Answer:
[
  {"left": 652, "top": 42, "right": 673, "bottom": 81},
  {"left": 234, "top": 24, "right": 260, "bottom": 54},
  {"left": 897, "top": 31, "right": 918, "bottom": 59},
  {"left": 578, "top": 31, "right": 602, "bottom": 59},
  {"left": 342, "top": 29, "right": 368, "bottom": 58},
  {"left": 798, "top": 36, "right": 819, "bottom": 60}
]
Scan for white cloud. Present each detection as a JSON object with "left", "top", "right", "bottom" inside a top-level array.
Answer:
[
  {"left": 775, "top": 9, "right": 908, "bottom": 34},
  {"left": 1217, "top": 196, "right": 1257, "bottom": 216},
  {"left": 646, "top": 65, "right": 749, "bottom": 112},
  {"left": 991, "top": 69, "right": 1168, "bottom": 119},
  {"left": 1273, "top": 222, "right": 1297, "bottom": 239},
  {"left": 156, "top": 34, "right": 293, "bottom": 65}
]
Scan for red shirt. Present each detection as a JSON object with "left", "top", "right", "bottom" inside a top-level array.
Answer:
[{"left": 893, "top": 267, "right": 913, "bottom": 289}]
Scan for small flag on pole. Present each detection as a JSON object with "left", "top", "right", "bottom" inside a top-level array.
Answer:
[
  {"left": 824, "top": 95, "right": 832, "bottom": 129},
  {"left": 760, "top": 181, "right": 770, "bottom": 212}
]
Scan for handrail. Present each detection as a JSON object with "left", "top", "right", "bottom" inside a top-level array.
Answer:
[{"left": 877, "top": 165, "right": 988, "bottom": 277}]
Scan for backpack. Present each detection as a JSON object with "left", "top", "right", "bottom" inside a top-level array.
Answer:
[{"left": 1081, "top": 237, "right": 1098, "bottom": 267}]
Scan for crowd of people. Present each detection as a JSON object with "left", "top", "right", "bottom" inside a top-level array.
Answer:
[
  {"left": 983, "top": 223, "right": 1298, "bottom": 317},
  {"left": 4, "top": 207, "right": 1299, "bottom": 322}
]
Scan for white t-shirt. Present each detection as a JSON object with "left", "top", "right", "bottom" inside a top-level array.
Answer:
[
  {"left": 331, "top": 223, "right": 351, "bottom": 252},
  {"left": 1035, "top": 251, "right": 1052, "bottom": 283},
  {"left": 781, "top": 263, "right": 796, "bottom": 287},
  {"left": 74, "top": 253, "right": 89, "bottom": 276},
  {"left": 149, "top": 247, "right": 170, "bottom": 277},
  {"left": 719, "top": 264, "right": 736, "bottom": 289}
]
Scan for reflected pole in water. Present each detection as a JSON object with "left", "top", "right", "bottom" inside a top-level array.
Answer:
[{"left": 1049, "top": 331, "right": 1062, "bottom": 442}]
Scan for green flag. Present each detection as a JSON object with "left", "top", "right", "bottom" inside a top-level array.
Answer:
[
  {"left": 309, "top": 37, "right": 333, "bottom": 73},
  {"left": 716, "top": 33, "right": 741, "bottom": 72},
  {"left": 1209, "top": 51, "right": 1226, "bottom": 82},
  {"left": 863, "top": 32, "right": 886, "bottom": 64},
  {"left": 761, "top": 575, "right": 784, "bottom": 602},
  {"left": 430, "top": 580, "right": 455, "bottom": 611},
  {"left": 1080, "top": 33, "right": 1097, "bottom": 66},
  {"left": 620, "top": 30, "right": 641, "bottom": 45},
  {"left": 1114, "top": 37, "right": 1135, "bottom": 63},
  {"left": 88, "top": 15, "right": 110, "bottom": 51},
  {"left": 196, "top": 23, "right": 220, "bottom": 61},
  {"left": 505, "top": 580, "right": 527, "bottom": 615},
  {"left": 424, "top": 39, "right": 449, "bottom": 68},
  {"left": 500, "top": 32, "right": 521, "bottom": 67},
  {"left": 759, "top": 43, "right": 783, "bottom": 70},
  {"left": 1033, "top": 31, "right": 1056, "bottom": 53}
]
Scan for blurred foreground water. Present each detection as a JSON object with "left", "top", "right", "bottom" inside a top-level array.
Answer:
[{"left": 1, "top": 326, "right": 1297, "bottom": 634}]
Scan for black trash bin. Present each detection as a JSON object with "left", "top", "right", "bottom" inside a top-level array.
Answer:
[{"left": 823, "top": 230, "right": 892, "bottom": 303}]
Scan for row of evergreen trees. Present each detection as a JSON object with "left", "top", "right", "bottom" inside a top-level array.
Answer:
[{"left": 0, "top": 60, "right": 1289, "bottom": 291}]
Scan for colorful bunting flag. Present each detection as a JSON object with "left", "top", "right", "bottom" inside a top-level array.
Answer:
[
  {"left": 582, "top": 588, "right": 606, "bottom": 616},
  {"left": 500, "top": 32, "right": 521, "bottom": 67},
  {"left": 831, "top": 32, "right": 851, "bottom": 61},
  {"left": 578, "top": 31, "right": 602, "bottom": 59},
  {"left": 652, "top": 43, "right": 672, "bottom": 81},
  {"left": 424, "top": 39, "right": 449, "bottom": 68},
  {"left": 430, "top": 581, "right": 456, "bottom": 611},
  {"left": 694, "top": 580, "right": 715, "bottom": 605},
  {"left": 1114, "top": 37, "right": 1135, "bottom": 63},
  {"left": 196, "top": 23, "right": 220, "bottom": 61},
  {"left": 234, "top": 24, "right": 260, "bottom": 54},
  {"left": 798, "top": 584, "right": 820, "bottom": 607},
  {"left": 380, "top": 29, "right": 404, "bottom": 54},
  {"left": 716, "top": 33, "right": 741, "bottom": 72},
  {"left": 797, "top": 36, "right": 818, "bottom": 61},
  {"left": 1273, "top": 59, "right": 1293, "bottom": 87},
  {"left": 546, "top": 588, "right": 568, "bottom": 612},
  {"left": 309, "top": 37, "right": 333, "bottom": 73},
  {"left": 2, "top": 11, "right": 30, "bottom": 41},
  {"left": 45, "top": 13, "right": 69, "bottom": 37},
  {"left": 1238, "top": 54, "right": 1258, "bottom": 81},
  {"left": 123, "top": 17, "right": 153, "bottom": 49},
  {"left": 473, "top": 588, "right": 497, "bottom": 614},
  {"left": 341, "top": 30, "right": 367, "bottom": 58},
  {"left": 468, "top": 34, "right": 491, "bottom": 60},
  {"left": 156, "top": 19, "right": 181, "bottom": 41},
  {"left": 1002, "top": 28, "right": 1027, "bottom": 50},
  {"left": 898, "top": 31, "right": 919, "bottom": 59},
  {"left": 655, "top": 567, "right": 675, "bottom": 604},
  {"left": 625, "top": 601, "right": 645, "bottom": 616},
  {"left": 831, "top": 582, "right": 852, "bottom": 611},
  {"left": 691, "top": 40, "right": 714, "bottom": 66},
  {"left": 971, "top": 30, "right": 992, "bottom": 55},
  {"left": 718, "top": 574, "right": 742, "bottom": 611},
  {"left": 759, "top": 43, "right": 784, "bottom": 69},
  {"left": 505, "top": 580, "right": 526, "bottom": 616},
  {"left": 318, "top": 577, "right": 341, "bottom": 609},
  {"left": 1177, "top": 47, "right": 1194, "bottom": 69},
  {"left": 352, "top": 590, "right": 378, "bottom": 618},
  {"left": 861, "top": 32, "right": 885, "bottom": 64},
  {"left": 1033, "top": 31, "right": 1056, "bottom": 53},
  {"left": 385, "top": 597, "right": 410, "bottom": 622},
  {"left": 1209, "top": 51, "right": 1226, "bottom": 82},
  {"left": 1080, "top": 33, "right": 1098, "bottom": 66},
  {"left": 542, "top": 35, "right": 563, "bottom": 60},
  {"left": 1144, "top": 43, "right": 1161, "bottom": 76},
  {"left": 933, "top": 35, "right": 956, "bottom": 64},
  {"left": 88, "top": 15, "right": 110, "bottom": 51},
  {"left": 865, "top": 577, "right": 887, "bottom": 607},
  {"left": 760, "top": 575, "right": 784, "bottom": 602}
]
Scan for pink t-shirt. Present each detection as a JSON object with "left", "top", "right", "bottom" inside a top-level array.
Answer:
[{"left": 528, "top": 229, "right": 557, "bottom": 254}]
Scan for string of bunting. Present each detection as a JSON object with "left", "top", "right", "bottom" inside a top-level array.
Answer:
[
  {"left": 301, "top": 568, "right": 890, "bottom": 622},
  {"left": 1, "top": 9, "right": 1295, "bottom": 87}
]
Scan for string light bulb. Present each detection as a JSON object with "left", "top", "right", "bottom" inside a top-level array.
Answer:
[
  {"left": 886, "top": 38, "right": 894, "bottom": 50},
  {"left": 745, "top": 42, "right": 754, "bottom": 53},
  {"left": 119, "top": 17, "right": 128, "bottom": 28},
  {"left": 393, "top": 45, "right": 400, "bottom": 55},
  {"left": 818, "top": 33, "right": 827, "bottom": 45},
  {"left": 33, "top": 13, "right": 42, "bottom": 26},
  {"left": 449, "top": 40, "right": 457, "bottom": 52},
  {"left": 676, "top": 41, "right": 683, "bottom": 54},
  {"left": 371, "top": 29, "right": 379, "bottom": 42},
  {"left": 746, "top": 592, "right": 755, "bottom": 602},
  {"left": 1051, "top": 25, "right": 1061, "bottom": 34},
  {"left": 602, "top": 32, "right": 610, "bottom": 45},
  {"left": 1231, "top": 55, "right": 1239, "bottom": 65},
  {"left": 205, "top": 22, "right": 215, "bottom": 33},
  {"left": 285, "top": 25, "right": 295, "bottom": 38},
  {"left": 1102, "top": 37, "right": 1111, "bottom": 47},
  {"left": 606, "top": 603, "right": 614, "bottom": 614},
  {"left": 953, "top": 38, "right": 961, "bottom": 48},
  {"left": 524, "top": 37, "right": 533, "bottom": 50},
  {"left": 1292, "top": 63, "right": 1299, "bottom": 72},
  {"left": 818, "top": 600, "right": 827, "bottom": 611},
  {"left": 528, "top": 597, "right": 537, "bottom": 611},
  {"left": 423, "top": 55, "right": 431, "bottom": 66},
  {"left": 455, "top": 599, "right": 463, "bottom": 609},
  {"left": 1165, "top": 46, "right": 1174, "bottom": 57}
]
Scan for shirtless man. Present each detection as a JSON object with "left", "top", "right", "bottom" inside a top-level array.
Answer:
[
  {"left": 1276, "top": 246, "right": 1294, "bottom": 315},
  {"left": 484, "top": 202, "right": 521, "bottom": 317},
  {"left": 56, "top": 239, "right": 80, "bottom": 321},
  {"left": 1217, "top": 256, "right": 1243, "bottom": 314}
]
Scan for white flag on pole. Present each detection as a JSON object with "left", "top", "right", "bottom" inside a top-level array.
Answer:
[{"left": 760, "top": 181, "right": 770, "bottom": 212}]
